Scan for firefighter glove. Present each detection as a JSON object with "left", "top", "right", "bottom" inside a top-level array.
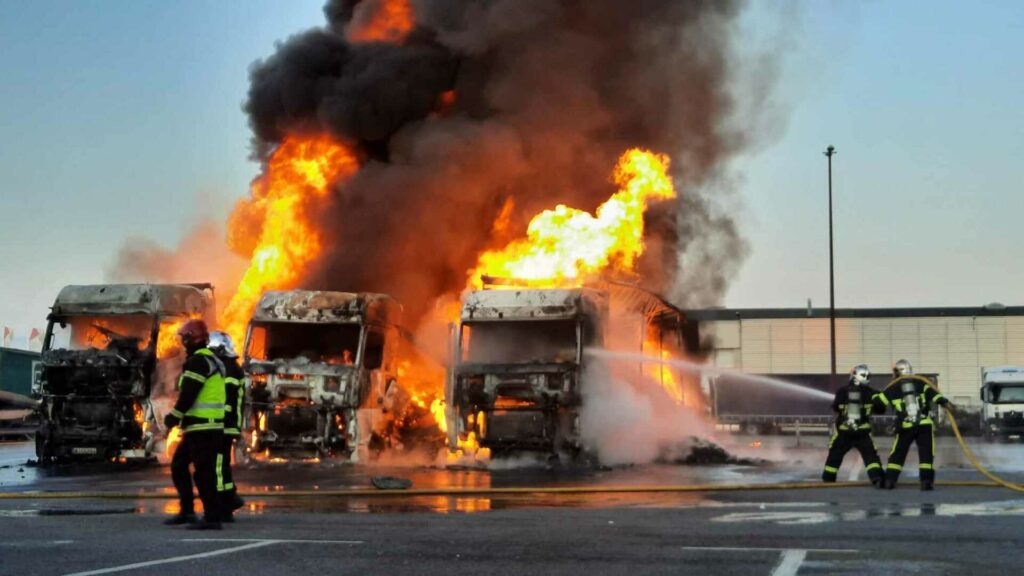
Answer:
[{"left": 164, "top": 413, "right": 181, "bottom": 429}]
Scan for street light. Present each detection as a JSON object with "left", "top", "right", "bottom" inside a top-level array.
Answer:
[{"left": 825, "top": 145, "right": 837, "bottom": 388}]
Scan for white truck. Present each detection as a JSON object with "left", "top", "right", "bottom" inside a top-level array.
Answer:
[{"left": 980, "top": 366, "right": 1024, "bottom": 441}]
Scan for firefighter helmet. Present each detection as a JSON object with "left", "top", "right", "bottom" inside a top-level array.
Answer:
[
  {"left": 893, "top": 359, "right": 913, "bottom": 377},
  {"left": 850, "top": 364, "right": 870, "bottom": 385},
  {"left": 208, "top": 331, "right": 238, "bottom": 358},
  {"left": 177, "top": 319, "right": 209, "bottom": 350}
]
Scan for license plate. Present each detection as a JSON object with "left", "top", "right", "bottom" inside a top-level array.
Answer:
[{"left": 71, "top": 447, "right": 98, "bottom": 455}]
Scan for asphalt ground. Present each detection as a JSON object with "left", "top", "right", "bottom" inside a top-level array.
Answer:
[{"left": 1, "top": 435, "right": 1023, "bottom": 575}]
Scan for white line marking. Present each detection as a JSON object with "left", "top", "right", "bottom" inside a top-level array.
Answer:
[
  {"left": 182, "top": 538, "right": 363, "bottom": 545},
  {"left": 771, "top": 549, "right": 807, "bottom": 576},
  {"left": 682, "top": 546, "right": 856, "bottom": 554},
  {"left": 62, "top": 540, "right": 278, "bottom": 576}
]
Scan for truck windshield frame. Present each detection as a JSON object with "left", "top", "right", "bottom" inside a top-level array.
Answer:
[
  {"left": 44, "top": 314, "right": 159, "bottom": 354},
  {"left": 245, "top": 320, "right": 365, "bottom": 367},
  {"left": 988, "top": 383, "right": 1024, "bottom": 404},
  {"left": 459, "top": 319, "right": 581, "bottom": 366}
]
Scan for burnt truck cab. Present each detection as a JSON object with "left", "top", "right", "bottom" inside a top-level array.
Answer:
[
  {"left": 448, "top": 288, "right": 608, "bottom": 457},
  {"left": 35, "top": 284, "right": 214, "bottom": 462},
  {"left": 243, "top": 290, "right": 406, "bottom": 461}
]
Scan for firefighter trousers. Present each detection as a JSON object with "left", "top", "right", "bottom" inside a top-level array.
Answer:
[
  {"left": 218, "top": 435, "right": 238, "bottom": 503},
  {"left": 171, "top": 429, "right": 223, "bottom": 522},
  {"left": 822, "top": 431, "right": 883, "bottom": 483},
  {"left": 885, "top": 424, "right": 935, "bottom": 485}
]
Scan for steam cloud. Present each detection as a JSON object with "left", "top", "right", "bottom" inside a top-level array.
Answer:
[{"left": 241, "top": 0, "right": 771, "bottom": 321}]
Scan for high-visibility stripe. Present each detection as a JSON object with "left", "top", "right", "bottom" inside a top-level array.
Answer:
[
  {"left": 875, "top": 394, "right": 891, "bottom": 406},
  {"left": 225, "top": 377, "right": 241, "bottom": 386},
  {"left": 170, "top": 409, "right": 184, "bottom": 418},
  {"left": 192, "top": 402, "right": 225, "bottom": 411},
  {"left": 866, "top": 463, "right": 881, "bottom": 470},
  {"left": 183, "top": 422, "right": 224, "bottom": 433},
  {"left": 182, "top": 371, "right": 207, "bottom": 383},
  {"left": 920, "top": 463, "right": 934, "bottom": 470},
  {"left": 216, "top": 453, "right": 224, "bottom": 492},
  {"left": 887, "top": 463, "right": 903, "bottom": 471},
  {"left": 823, "top": 465, "right": 839, "bottom": 473},
  {"left": 224, "top": 482, "right": 234, "bottom": 491},
  {"left": 225, "top": 428, "right": 241, "bottom": 436},
  {"left": 828, "top": 433, "right": 838, "bottom": 449}
]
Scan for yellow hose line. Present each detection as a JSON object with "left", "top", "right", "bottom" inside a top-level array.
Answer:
[
  {"left": 947, "top": 407, "right": 1024, "bottom": 493},
  {"left": 0, "top": 481, "right": 864, "bottom": 500},
  {"left": 0, "top": 479, "right": 1010, "bottom": 501}
]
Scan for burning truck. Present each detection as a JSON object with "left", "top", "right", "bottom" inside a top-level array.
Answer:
[
  {"left": 447, "top": 281, "right": 700, "bottom": 460},
  {"left": 243, "top": 290, "right": 418, "bottom": 462},
  {"left": 34, "top": 283, "right": 214, "bottom": 462}
]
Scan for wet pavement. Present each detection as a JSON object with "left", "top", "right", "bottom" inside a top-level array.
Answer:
[{"left": 2, "top": 435, "right": 1023, "bottom": 574}]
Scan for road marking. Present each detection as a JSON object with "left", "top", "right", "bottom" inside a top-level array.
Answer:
[
  {"left": 682, "top": 546, "right": 856, "bottom": 554},
  {"left": 771, "top": 549, "right": 807, "bottom": 576},
  {"left": 63, "top": 540, "right": 278, "bottom": 576}
]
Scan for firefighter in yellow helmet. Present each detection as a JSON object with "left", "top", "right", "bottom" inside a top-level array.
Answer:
[
  {"left": 822, "top": 364, "right": 884, "bottom": 487},
  {"left": 874, "top": 359, "right": 954, "bottom": 490},
  {"left": 163, "top": 319, "right": 226, "bottom": 529}
]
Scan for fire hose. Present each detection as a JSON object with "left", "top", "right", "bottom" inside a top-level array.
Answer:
[{"left": 2, "top": 377, "right": 1021, "bottom": 500}]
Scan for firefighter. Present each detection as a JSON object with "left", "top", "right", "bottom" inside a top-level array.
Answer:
[
  {"left": 874, "top": 359, "right": 954, "bottom": 490},
  {"left": 822, "top": 364, "right": 884, "bottom": 487},
  {"left": 208, "top": 331, "right": 245, "bottom": 522},
  {"left": 163, "top": 319, "right": 226, "bottom": 529}
]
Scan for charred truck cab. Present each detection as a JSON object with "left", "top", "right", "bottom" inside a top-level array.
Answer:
[
  {"left": 448, "top": 289, "right": 608, "bottom": 458},
  {"left": 243, "top": 290, "right": 405, "bottom": 462},
  {"left": 35, "top": 284, "right": 215, "bottom": 462}
]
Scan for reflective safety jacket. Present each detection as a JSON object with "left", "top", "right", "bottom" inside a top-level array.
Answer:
[
  {"left": 169, "top": 348, "right": 226, "bottom": 434},
  {"left": 832, "top": 382, "right": 879, "bottom": 432},
  {"left": 873, "top": 376, "right": 949, "bottom": 429},
  {"left": 222, "top": 356, "right": 245, "bottom": 436}
]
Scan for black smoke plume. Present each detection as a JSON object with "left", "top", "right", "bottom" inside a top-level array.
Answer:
[{"left": 243, "top": 0, "right": 770, "bottom": 321}]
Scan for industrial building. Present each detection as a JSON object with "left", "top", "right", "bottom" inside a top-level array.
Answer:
[{"left": 688, "top": 305, "right": 1024, "bottom": 408}]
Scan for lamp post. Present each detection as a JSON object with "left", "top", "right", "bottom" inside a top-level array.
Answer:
[{"left": 825, "top": 145, "right": 837, "bottom": 388}]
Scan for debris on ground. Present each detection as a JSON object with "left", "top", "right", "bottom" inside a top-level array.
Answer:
[{"left": 658, "top": 438, "right": 767, "bottom": 466}]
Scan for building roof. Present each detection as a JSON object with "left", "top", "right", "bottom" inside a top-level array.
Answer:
[{"left": 686, "top": 305, "right": 1024, "bottom": 321}]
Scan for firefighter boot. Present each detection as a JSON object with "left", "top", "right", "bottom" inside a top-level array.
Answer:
[
  {"left": 921, "top": 481, "right": 934, "bottom": 491},
  {"left": 186, "top": 518, "right": 223, "bottom": 531},
  {"left": 163, "top": 512, "right": 197, "bottom": 526}
]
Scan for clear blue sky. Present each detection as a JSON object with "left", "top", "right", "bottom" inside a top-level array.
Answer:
[{"left": 1, "top": 1, "right": 1022, "bottom": 346}]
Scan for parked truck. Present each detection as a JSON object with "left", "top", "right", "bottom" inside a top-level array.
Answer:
[
  {"left": 446, "top": 282, "right": 697, "bottom": 460},
  {"left": 34, "top": 283, "right": 215, "bottom": 462},
  {"left": 980, "top": 366, "right": 1024, "bottom": 441},
  {"left": 242, "top": 290, "right": 415, "bottom": 461}
]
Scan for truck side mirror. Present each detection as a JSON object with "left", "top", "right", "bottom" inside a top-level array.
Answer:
[{"left": 980, "top": 387, "right": 985, "bottom": 402}]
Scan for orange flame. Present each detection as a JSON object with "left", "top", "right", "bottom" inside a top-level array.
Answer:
[
  {"left": 347, "top": 0, "right": 415, "bottom": 44},
  {"left": 219, "top": 136, "right": 359, "bottom": 343},
  {"left": 469, "top": 148, "right": 675, "bottom": 288}
]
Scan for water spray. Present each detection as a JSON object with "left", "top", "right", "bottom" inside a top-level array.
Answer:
[{"left": 584, "top": 348, "right": 834, "bottom": 401}]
